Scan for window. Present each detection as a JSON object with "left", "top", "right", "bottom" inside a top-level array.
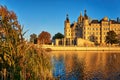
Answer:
[
  {"left": 90, "top": 32, "right": 91, "bottom": 34},
  {"left": 96, "top": 37, "right": 98, "bottom": 39},
  {"left": 93, "top": 28, "right": 94, "bottom": 30},
  {"left": 104, "top": 32, "right": 106, "bottom": 35},
  {"left": 84, "top": 32, "right": 86, "bottom": 34},
  {"left": 104, "top": 37, "right": 106, "bottom": 40},
  {"left": 106, "top": 23, "right": 108, "bottom": 25},
  {"left": 84, "top": 36, "right": 86, "bottom": 39},
  {"left": 75, "top": 33, "right": 77, "bottom": 36},
  {"left": 88, "top": 37, "right": 89, "bottom": 39},
  {"left": 96, "top": 32, "right": 98, "bottom": 35},
  {"left": 0, "top": 16, "right": 2, "bottom": 20},
  {"left": 96, "top": 28, "right": 98, "bottom": 30}
]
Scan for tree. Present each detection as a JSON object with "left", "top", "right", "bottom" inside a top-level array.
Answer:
[
  {"left": 38, "top": 31, "right": 51, "bottom": 44},
  {"left": 52, "top": 32, "right": 64, "bottom": 40},
  {"left": 105, "top": 30, "right": 118, "bottom": 45},
  {"left": 0, "top": 6, "right": 53, "bottom": 80},
  {"left": 89, "top": 35, "right": 97, "bottom": 42},
  {"left": 117, "top": 34, "right": 120, "bottom": 45},
  {"left": 30, "top": 33, "right": 37, "bottom": 44},
  {"left": 0, "top": 5, "right": 26, "bottom": 79}
]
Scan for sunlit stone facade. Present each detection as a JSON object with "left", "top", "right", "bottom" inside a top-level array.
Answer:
[
  {"left": 55, "top": 10, "right": 120, "bottom": 45},
  {"left": 55, "top": 10, "right": 120, "bottom": 46}
]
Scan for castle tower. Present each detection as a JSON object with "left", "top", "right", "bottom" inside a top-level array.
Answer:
[
  {"left": 78, "top": 12, "right": 83, "bottom": 23},
  {"left": 64, "top": 14, "right": 71, "bottom": 38},
  {"left": 84, "top": 9, "right": 88, "bottom": 19},
  {"left": 83, "top": 9, "right": 89, "bottom": 26},
  {"left": 83, "top": 10, "right": 89, "bottom": 40}
]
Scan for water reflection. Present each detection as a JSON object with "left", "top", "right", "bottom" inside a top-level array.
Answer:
[
  {"left": 50, "top": 51, "right": 120, "bottom": 80},
  {"left": 52, "top": 55, "right": 66, "bottom": 79}
]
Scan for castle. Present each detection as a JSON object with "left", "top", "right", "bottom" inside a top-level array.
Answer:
[{"left": 55, "top": 10, "right": 120, "bottom": 46}]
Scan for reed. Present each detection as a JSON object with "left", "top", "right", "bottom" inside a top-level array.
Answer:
[{"left": 0, "top": 5, "right": 54, "bottom": 80}]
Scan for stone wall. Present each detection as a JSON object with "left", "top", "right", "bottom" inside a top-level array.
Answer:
[
  {"left": 77, "top": 38, "right": 94, "bottom": 46},
  {"left": 41, "top": 45, "right": 120, "bottom": 51}
]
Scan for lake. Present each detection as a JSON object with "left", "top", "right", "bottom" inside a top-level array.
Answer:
[{"left": 49, "top": 51, "right": 120, "bottom": 80}]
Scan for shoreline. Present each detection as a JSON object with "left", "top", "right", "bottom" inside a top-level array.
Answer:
[{"left": 41, "top": 45, "right": 120, "bottom": 51}]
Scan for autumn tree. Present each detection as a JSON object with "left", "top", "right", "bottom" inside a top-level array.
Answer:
[
  {"left": 105, "top": 30, "right": 118, "bottom": 45},
  {"left": 0, "top": 6, "right": 54, "bottom": 80},
  {"left": 38, "top": 31, "right": 51, "bottom": 44},
  {"left": 52, "top": 32, "right": 64, "bottom": 40},
  {"left": 30, "top": 33, "right": 37, "bottom": 44},
  {"left": 0, "top": 5, "right": 26, "bottom": 79}
]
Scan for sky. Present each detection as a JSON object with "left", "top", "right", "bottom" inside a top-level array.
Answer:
[{"left": 0, "top": 0, "right": 120, "bottom": 40}]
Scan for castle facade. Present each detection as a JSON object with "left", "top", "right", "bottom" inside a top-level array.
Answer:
[{"left": 55, "top": 10, "right": 120, "bottom": 46}]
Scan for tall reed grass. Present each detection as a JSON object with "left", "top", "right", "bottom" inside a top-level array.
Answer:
[{"left": 0, "top": 5, "right": 54, "bottom": 80}]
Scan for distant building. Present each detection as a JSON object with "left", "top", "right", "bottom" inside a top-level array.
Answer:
[{"left": 55, "top": 10, "right": 120, "bottom": 46}]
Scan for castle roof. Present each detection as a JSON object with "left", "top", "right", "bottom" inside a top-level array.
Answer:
[
  {"left": 91, "top": 20, "right": 99, "bottom": 23},
  {"left": 65, "top": 14, "right": 70, "bottom": 23},
  {"left": 110, "top": 20, "right": 120, "bottom": 24},
  {"left": 103, "top": 17, "right": 108, "bottom": 21},
  {"left": 84, "top": 10, "right": 88, "bottom": 19},
  {"left": 70, "top": 23, "right": 74, "bottom": 28}
]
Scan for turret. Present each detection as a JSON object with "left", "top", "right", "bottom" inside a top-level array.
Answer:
[
  {"left": 84, "top": 9, "right": 88, "bottom": 19},
  {"left": 64, "top": 14, "right": 71, "bottom": 38},
  {"left": 83, "top": 10, "right": 89, "bottom": 26},
  {"left": 64, "top": 14, "right": 70, "bottom": 28},
  {"left": 78, "top": 12, "right": 83, "bottom": 23}
]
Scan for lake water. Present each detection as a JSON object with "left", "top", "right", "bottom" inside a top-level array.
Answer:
[{"left": 49, "top": 51, "right": 120, "bottom": 80}]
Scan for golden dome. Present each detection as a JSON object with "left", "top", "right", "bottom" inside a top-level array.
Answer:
[{"left": 103, "top": 17, "right": 108, "bottom": 21}]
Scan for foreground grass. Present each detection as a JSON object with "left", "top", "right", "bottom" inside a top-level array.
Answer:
[{"left": 0, "top": 5, "right": 54, "bottom": 80}]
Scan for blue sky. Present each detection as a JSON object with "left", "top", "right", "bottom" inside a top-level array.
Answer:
[{"left": 0, "top": 0, "right": 120, "bottom": 39}]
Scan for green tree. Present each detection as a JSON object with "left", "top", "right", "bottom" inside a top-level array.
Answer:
[
  {"left": 30, "top": 33, "right": 37, "bottom": 44},
  {"left": 52, "top": 32, "right": 64, "bottom": 40},
  {"left": 105, "top": 30, "right": 118, "bottom": 45},
  {"left": 89, "top": 34, "right": 97, "bottom": 42},
  {"left": 117, "top": 34, "right": 120, "bottom": 45}
]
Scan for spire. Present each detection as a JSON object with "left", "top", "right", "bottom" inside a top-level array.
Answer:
[
  {"left": 66, "top": 14, "right": 69, "bottom": 20},
  {"left": 84, "top": 9, "right": 88, "bottom": 19},
  {"left": 84, "top": 9, "right": 87, "bottom": 15},
  {"left": 66, "top": 14, "right": 70, "bottom": 23},
  {"left": 80, "top": 12, "right": 82, "bottom": 16},
  {"left": 78, "top": 12, "right": 83, "bottom": 23}
]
